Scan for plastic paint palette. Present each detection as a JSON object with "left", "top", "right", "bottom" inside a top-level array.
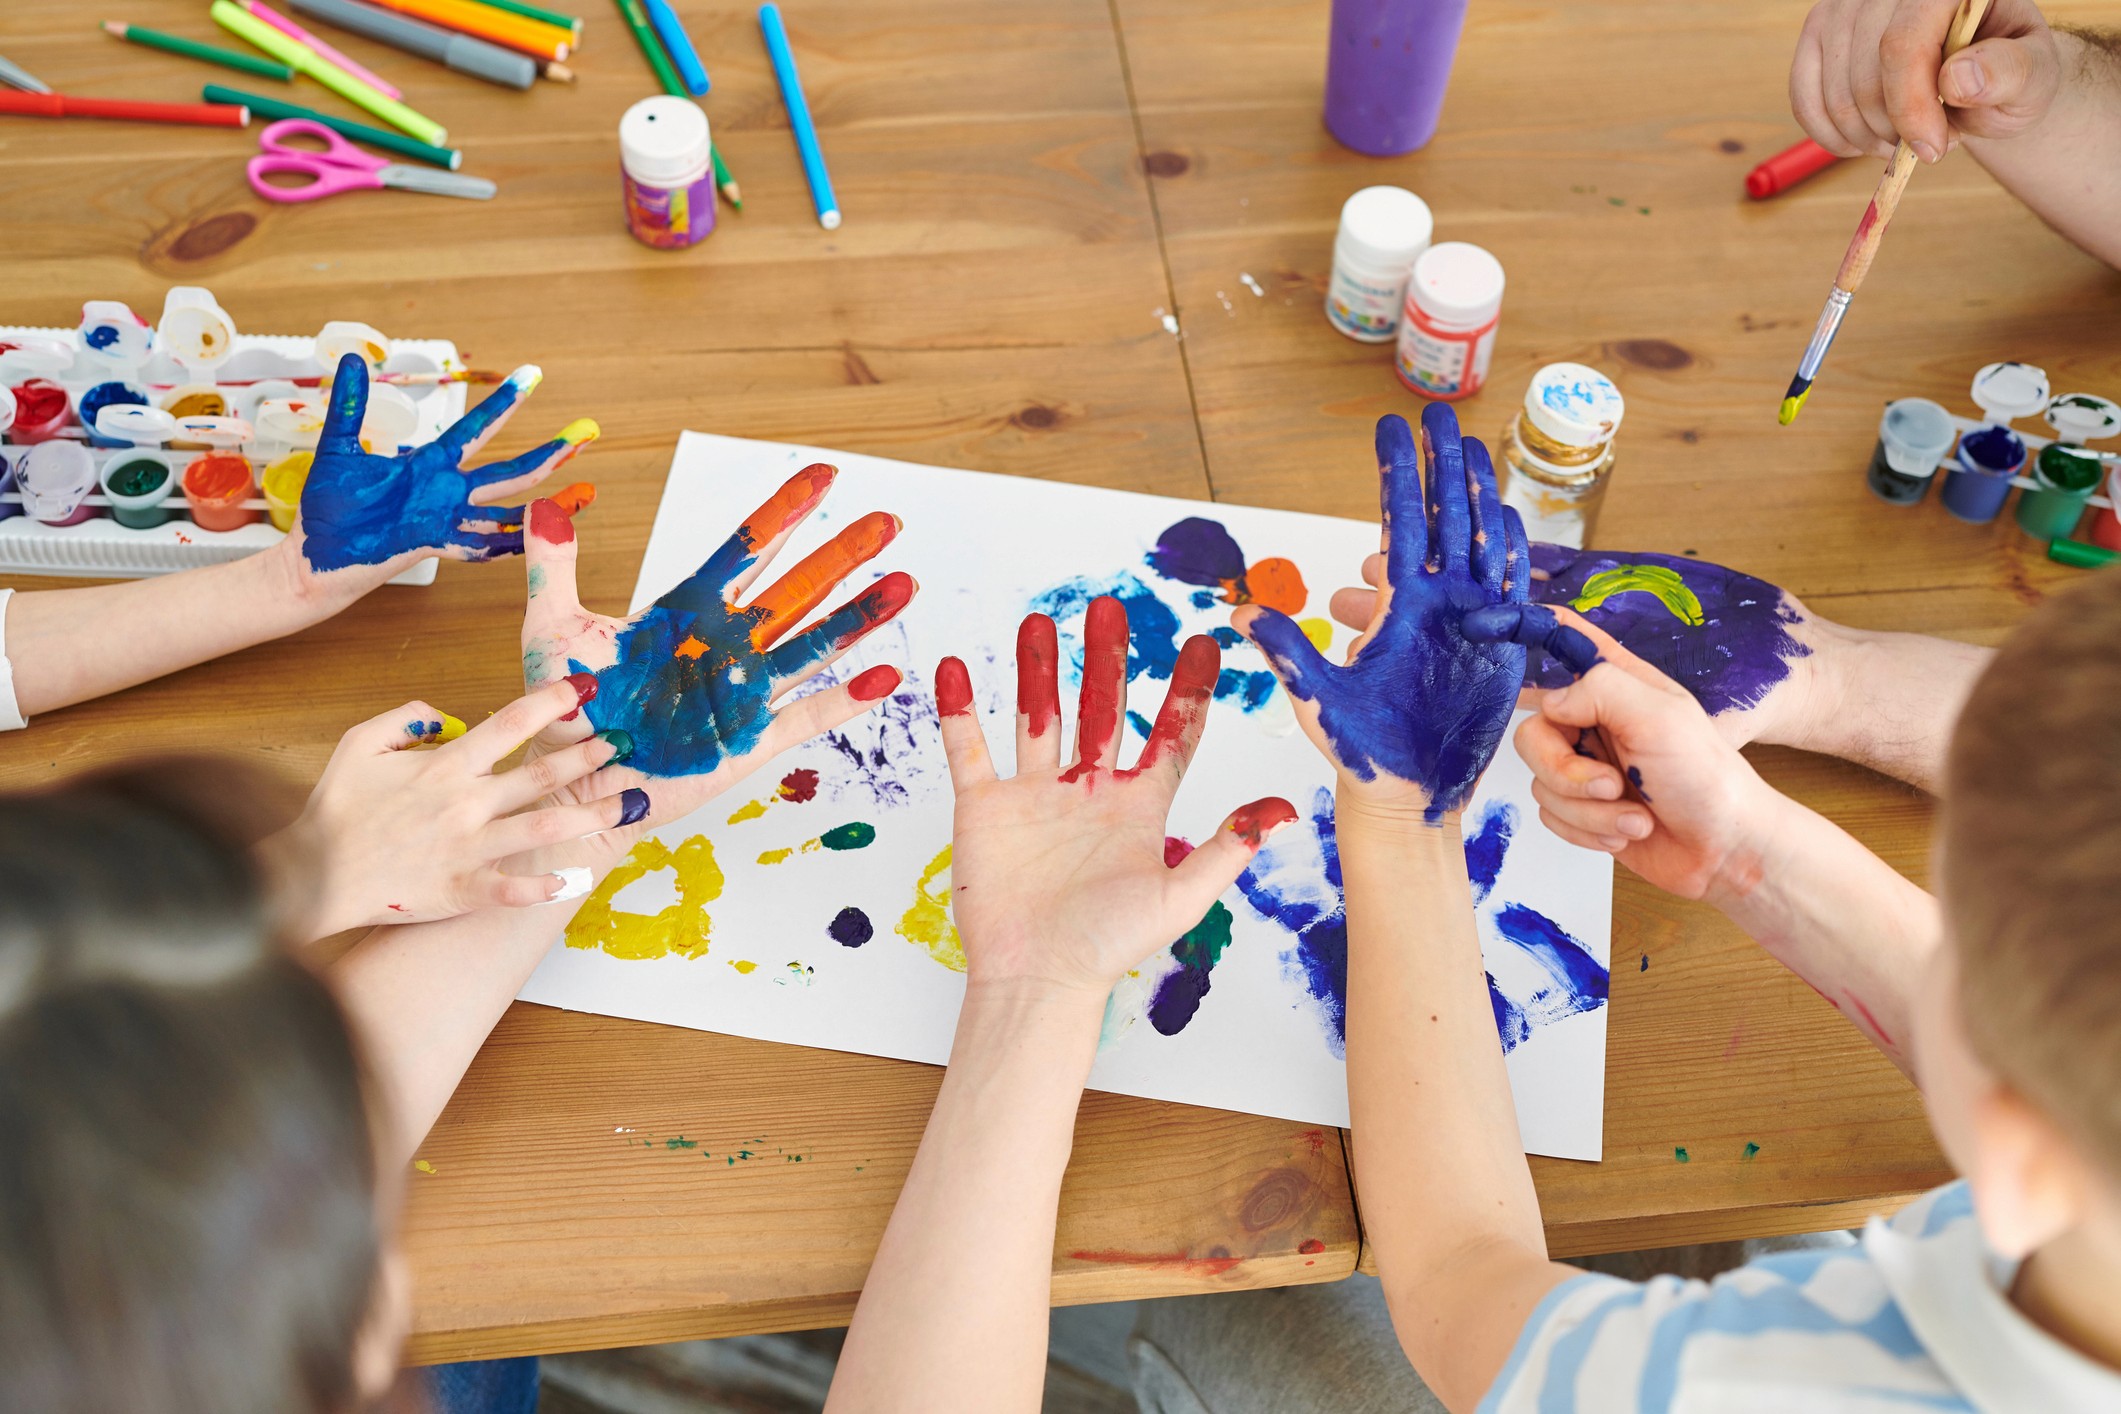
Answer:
[{"left": 0, "top": 325, "right": 466, "bottom": 582}]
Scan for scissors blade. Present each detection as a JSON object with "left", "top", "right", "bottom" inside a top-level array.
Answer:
[{"left": 378, "top": 166, "right": 498, "bottom": 200}]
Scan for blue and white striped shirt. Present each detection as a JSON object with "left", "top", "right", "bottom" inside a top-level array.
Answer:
[{"left": 1481, "top": 1183, "right": 2121, "bottom": 1412}]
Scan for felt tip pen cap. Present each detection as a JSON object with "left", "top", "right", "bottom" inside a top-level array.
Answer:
[{"left": 2049, "top": 538, "right": 2120, "bottom": 569}]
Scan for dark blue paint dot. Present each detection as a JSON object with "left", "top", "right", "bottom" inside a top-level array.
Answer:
[
  {"left": 828, "top": 906, "right": 873, "bottom": 948},
  {"left": 85, "top": 325, "right": 120, "bottom": 350},
  {"left": 1640, "top": 953, "right": 1649, "bottom": 972},
  {"left": 1211, "top": 626, "right": 1244, "bottom": 649}
]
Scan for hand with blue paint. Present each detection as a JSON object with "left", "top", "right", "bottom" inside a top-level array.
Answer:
[
  {"left": 1235, "top": 405, "right": 1529, "bottom": 822},
  {"left": 516, "top": 465, "right": 914, "bottom": 854},
  {"left": 290, "top": 353, "right": 599, "bottom": 585}
]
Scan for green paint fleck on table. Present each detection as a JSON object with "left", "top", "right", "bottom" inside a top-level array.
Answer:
[
  {"left": 1742, "top": 1141, "right": 1761, "bottom": 1160},
  {"left": 1674, "top": 1146, "right": 1690, "bottom": 1163}
]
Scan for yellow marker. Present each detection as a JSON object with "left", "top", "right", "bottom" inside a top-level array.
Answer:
[{"left": 209, "top": 2, "right": 447, "bottom": 146}]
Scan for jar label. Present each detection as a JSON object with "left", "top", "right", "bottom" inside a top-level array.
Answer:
[
  {"left": 623, "top": 170, "right": 716, "bottom": 250},
  {"left": 1327, "top": 267, "right": 1408, "bottom": 340},
  {"left": 1396, "top": 308, "right": 1498, "bottom": 399}
]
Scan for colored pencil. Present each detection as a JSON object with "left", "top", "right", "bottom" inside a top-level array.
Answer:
[
  {"left": 1745, "top": 137, "right": 1842, "bottom": 200},
  {"left": 0, "top": 53, "right": 52, "bottom": 94},
  {"left": 759, "top": 3, "right": 838, "bottom": 229},
  {"left": 614, "top": 0, "right": 684, "bottom": 97},
  {"left": 367, "top": 0, "right": 572, "bottom": 60},
  {"left": 203, "top": 82, "right": 460, "bottom": 166},
  {"left": 712, "top": 142, "right": 740, "bottom": 209},
  {"left": 537, "top": 57, "right": 574, "bottom": 81},
  {"left": 287, "top": 0, "right": 536, "bottom": 89},
  {"left": 468, "top": 0, "right": 583, "bottom": 38},
  {"left": 102, "top": 20, "right": 296, "bottom": 82},
  {"left": 1779, "top": 0, "right": 1992, "bottom": 425},
  {"left": 241, "top": 0, "right": 403, "bottom": 99},
  {"left": 0, "top": 90, "right": 250, "bottom": 127},
  {"left": 643, "top": 0, "right": 709, "bottom": 94},
  {"left": 211, "top": 1, "right": 447, "bottom": 145}
]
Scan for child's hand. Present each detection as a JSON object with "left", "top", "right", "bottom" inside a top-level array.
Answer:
[
  {"left": 1236, "top": 405, "right": 1527, "bottom": 823},
  {"left": 1791, "top": 0, "right": 2061, "bottom": 161},
  {"left": 272, "top": 677, "right": 648, "bottom": 936},
  {"left": 288, "top": 354, "right": 597, "bottom": 589},
  {"left": 937, "top": 606, "right": 1296, "bottom": 997},
  {"left": 517, "top": 467, "right": 912, "bottom": 853}
]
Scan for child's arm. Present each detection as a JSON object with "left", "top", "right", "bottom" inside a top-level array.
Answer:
[{"left": 827, "top": 610, "right": 1294, "bottom": 1414}]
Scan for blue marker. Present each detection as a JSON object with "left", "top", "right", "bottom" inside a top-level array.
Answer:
[
  {"left": 642, "top": 0, "right": 710, "bottom": 95},
  {"left": 758, "top": 3, "right": 839, "bottom": 229}
]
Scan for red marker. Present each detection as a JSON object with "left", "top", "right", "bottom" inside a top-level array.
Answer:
[
  {"left": 0, "top": 90, "right": 250, "bottom": 128},
  {"left": 1745, "top": 138, "right": 1841, "bottom": 199}
]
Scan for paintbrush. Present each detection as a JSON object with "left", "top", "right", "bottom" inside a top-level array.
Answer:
[{"left": 1779, "top": 0, "right": 1993, "bottom": 426}]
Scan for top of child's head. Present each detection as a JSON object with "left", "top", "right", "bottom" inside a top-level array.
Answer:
[
  {"left": 1932, "top": 567, "right": 2121, "bottom": 1258},
  {"left": 0, "top": 761, "right": 397, "bottom": 1414}
]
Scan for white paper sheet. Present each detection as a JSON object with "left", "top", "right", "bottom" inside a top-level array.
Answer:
[{"left": 519, "top": 432, "right": 1614, "bottom": 1160}]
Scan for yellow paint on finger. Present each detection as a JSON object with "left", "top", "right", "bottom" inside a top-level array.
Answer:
[
  {"left": 557, "top": 417, "right": 600, "bottom": 446},
  {"left": 1297, "top": 617, "right": 1334, "bottom": 652},
  {"left": 897, "top": 845, "right": 965, "bottom": 972},
  {"left": 434, "top": 712, "right": 467, "bottom": 743},
  {"left": 565, "top": 835, "right": 723, "bottom": 961}
]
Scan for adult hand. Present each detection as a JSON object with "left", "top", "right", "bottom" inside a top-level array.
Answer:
[
  {"left": 1237, "top": 405, "right": 1528, "bottom": 822},
  {"left": 1790, "top": 0, "right": 2061, "bottom": 162},
  {"left": 518, "top": 465, "right": 914, "bottom": 859},
  {"left": 936, "top": 605, "right": 1295, "bottom": 997}
]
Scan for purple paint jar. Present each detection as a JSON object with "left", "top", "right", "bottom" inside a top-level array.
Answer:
[
  {"left": 1324, "top": 0, "right": 1472, "bottom": 157},
  {"left": 620, "top": 96, "right": 716, "bottom": 251},
  {"left": 1940, "top": 424, "right": 2026, "bottom": 524}
]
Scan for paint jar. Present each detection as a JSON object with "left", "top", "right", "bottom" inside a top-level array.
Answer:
[
  {"left": 101, "top": 452, "right": 177, "bottom": 530},
  {"left": 262, "top": 450, "right": 314, "bottom": 533},
  {"left": 0, "top": 453, "right": 19, "bottom": 523},
  {"left": 1323, "top": 0, "right": 1471, "bottom": 156},
  {"left": 8, "top": 380, "right": 73, "bottom": 444},
  {"left": 78, "top": 381, "right": 150, "bottom": 449},
  {"left": 619, "top": 96, "right": 716, "bottom": 251},
  {"left": 0, "top": 382, "right": 14, "bottom": 438},
  {"left": 182, "top": 453, "right": 259, "bottom": 532},
  {"left": 2014, "top": 444, "right": 2102, "bottom": 540},
  {"left": 1866, "top": 397, "right": 1956, "bottom": 506},
  {"left": 95, "top": 402, "right": 178, "bottom": 448},
  {"left": 17, "top": 440, "right": 99, "bottom": 526},
  {"left": 1326, "top": 185, "right": 1433, "bottom": 343},
  {"left": 2088, "top": 470, "right": 2121, "bottom": 551},
  {"left": 157, "top": 285, "right": 237, "bottom": 376},
  {"left": 1497, "top": 363, "right": 1625, "bottom": 549},
  {"left": 1939, "top": 424, "right": 2026, "bottom": 524},
  {"left": 1395, "top": 242, "right": 1504, "bottom": 401},
  {"left": 161, "top": 384, "right": 231, "bottom": 448},
  {"left": 254, "top": 398, "right": 325, "bottom": 459}
]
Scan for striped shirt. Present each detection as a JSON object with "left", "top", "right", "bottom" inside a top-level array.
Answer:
[{"left": 1482, "top": 1182, "right": 2121, "bottom": 1412}]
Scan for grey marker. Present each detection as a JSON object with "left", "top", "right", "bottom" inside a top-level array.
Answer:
[
  {"left": 287, "top": 0, "right": 536, "bottom": 90},
  {"left": 0, "top": 53, "right": 50, "bottom": 95}
]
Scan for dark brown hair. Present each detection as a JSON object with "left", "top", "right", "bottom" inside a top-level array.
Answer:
[
  {"left": 1944, "top": 568, "right": 2121, "bottom": 1176},
  {"left": 0, "top": 761, "right": 382, "bottom": 1413}
]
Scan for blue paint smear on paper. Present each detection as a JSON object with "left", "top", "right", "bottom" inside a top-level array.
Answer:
[
  {"left": 1487, "top": 902, "right": 1609, "bottom": 1052},
  {"left": 1127, "top": 709, "right": 1154, "bottom": 741},
  {"left": 1236, "top": 787, "right": 1348, "bottom": 1056},
  {"left": 1028, "top": 570, "right": 1277, "bottom": 714},
  {"left": 1463, "top": 800, "right": 1516, "bottom": 905}
]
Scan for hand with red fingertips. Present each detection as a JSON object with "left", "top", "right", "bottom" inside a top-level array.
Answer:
[{"left": 933, "top": 604, "right": 1296, "bottom": 998}]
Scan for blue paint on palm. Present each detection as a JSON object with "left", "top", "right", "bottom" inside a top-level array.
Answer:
[
  {"left": 300, "top": 354, "right": 558, "bottom": 573},
  {"left": 1246, "top": 406, "right": 1528, "bottom": 822}
]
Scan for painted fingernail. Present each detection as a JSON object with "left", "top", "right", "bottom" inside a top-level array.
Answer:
[
  {"left": 548, "top": 865, "right": 592, "bottom": 903},
  {"left": 934, "top": 657, "right": 974, "bottom": 716},
  {"left": 616, "top": 787, "right": 650, "bottom": 827},
  {"left": 1945, "top": 55, "right": 1985, "bottom": 100},
  {"left": 557, "top": 417, "right": 600, "bottom": 447},
  {"left": 528, "top": 497, "right": 575, "bottom": 545},
  {"left": 509, "top": 363, "right": 544, "bottom": 395},
  {"left": 849, "top": 664, "right": 902, "bottom": 702},
  {"left": 594, "top": 727, "right": 633, "bottom": 763},
  {"left": 551, "top": 482, "right": 596, "bottom": 515},
  {"left": 434, "top": 712, "right": 467, "bottom": 743},
  {"left": 562, "top": 671, "right": 598, "bottom": 719},
  {"left": 1227, "top": 797, "right": 1300, "bottom": 850}
]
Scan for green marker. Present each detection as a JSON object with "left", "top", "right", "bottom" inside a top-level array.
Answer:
[
  {"left": 202, "top": 84, "right": 461, "bottom": 169},
  {"left": 2049, "top": 538, "right": 2120, "bottom": 569},
  {"left": 480, "top": 0, "right": 584, "bottom": 35},
  {"left": 103, "top": 20, "right": 295, "bottom": 82},
  {"left": 615, "top": 0, "right": 685, "bottom": 98}
]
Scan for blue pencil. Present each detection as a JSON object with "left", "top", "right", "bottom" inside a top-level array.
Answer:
[
  {"left": 642, "top": 0, "right": 709, "bottom": 95},
  {"left": 758, "top": 3, "right": 837, "bottom": 230}
]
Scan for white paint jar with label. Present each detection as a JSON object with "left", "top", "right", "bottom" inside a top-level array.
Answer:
[{"left": 1324, "top": 186, "right": 1433, "bottom": 343}]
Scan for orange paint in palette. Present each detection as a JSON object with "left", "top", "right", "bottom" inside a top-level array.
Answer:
[{"left": 182, "top": 453, "right": 259, "bottom": 530}]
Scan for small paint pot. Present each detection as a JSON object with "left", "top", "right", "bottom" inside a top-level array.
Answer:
[
  {"left": 182, "top": 452, "right": 259, "bottom": 532},
  {"left": 0, "top": 382, "right": 15, "bottom": 436},
  {"left": 9, "top": 379, "right": 74, "bottom": 443},
  {"left": 2087, "top": 470, "right": 2121, "bottom": 552},
  {"left": 253, "top": 397, "right": 325, "bottom": 458},
  {"left": 17, "top": 440, "right": 99, "bottom": 526},
  {"left": 0, "top": 451, "right": 22, "bottom": 523},
  {"left": 261, "top": 450, "right": 313, "bottom": 533},
  {"left": 360, "top": 383, "right": 419, "bottom": 452},
  {"left": 2015, "top": 444, "right": 2104, "bottom": 540},
  {"left": 101, "top": 452, "right": 177, "bottom": 530},
  {"left": 1866, "top": 398, "right": 1955, "bottom": 506},
  {"left": 1939, "top": 424, "right": 2026, "bottom": 524},
  {"left": 78, "top": 381, "right": 150, "bottom": 448},
  {"left": 95, "top": 402, "right": 178, "bottom": 447},
  {"left": 162, "top": 384, "right": 231, "bottom": 447}
]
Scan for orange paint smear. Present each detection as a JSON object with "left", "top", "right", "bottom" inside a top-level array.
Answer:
[
  {"left": 738, "top": 462, "right": 838, "bottom": 552},
  {"left": 551, "top": 482, "right": 596, "bottom": 516},
  {"left": 1068, "top": 1248, "right": 1243, "bottom": 1278},
  {"left": 675, "top": 635, "right": 710, "bottom": 660},
  {"left": 746, "top": 511, "right": 900, "bottom": 649},
  {"left": 1241, "top": 558, "right": 1307, "bottom": 614}
]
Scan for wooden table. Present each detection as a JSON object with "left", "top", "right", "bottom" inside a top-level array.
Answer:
[{"left": 5, "top": 0, "right": 2116, "bottom": 1366}]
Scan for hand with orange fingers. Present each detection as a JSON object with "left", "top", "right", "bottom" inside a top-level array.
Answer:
[
  {"left": 517, "top": 464, "right": 915, "bottom": 852},
  {"left": 260, "top": 676, "right": 651, "bottom": 940},
  {"left": 933, "top": 602, "right": 1298, "bottom": 998}
]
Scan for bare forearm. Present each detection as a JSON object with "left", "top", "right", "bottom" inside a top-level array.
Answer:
[
  {"left": 1767, "top": 621, "right": 1992, "bottom": 794},
  {"left": 1964, "top": 29, "right": 2121, "bottom": 269},
  {"left": 829, "top": 981, "right": 1103, "bottom": 1414}
]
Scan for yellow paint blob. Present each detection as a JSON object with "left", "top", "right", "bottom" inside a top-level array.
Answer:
[
  {"left": 412, "top": 1159, "right": 437, "bottom": 1175},
  {"left": 565, "top": 834, "right": 724, "bottom": 961},
  {"left": 758, "top": 847, "right": 794, "bottom": 866},
  {"left": 1297, "top": 616, "right": 1333, "bottom": 652},
  {"left": 1571, "top": 564, "right": 1705, "bottom": 627},
  {"left": 727, "top": 798, "right": 769, "bottom": 825},
  {"left": 729, "top": 959, "right": 757, "bottom": 974},
  {"left": 897, "top": 845, "right": 965, "bottom": 972}
]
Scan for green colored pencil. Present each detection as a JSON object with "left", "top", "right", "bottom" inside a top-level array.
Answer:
[
  {"left": 103, "top": 20, "right": 294, "bottom": 81},
  {"left": 614, "top": 0, "right": 684, "bottom": 97},
  {"left": 472, "top": 0, "right": 584, "bottom": 38},
  {"left": 711, "top": 142, "right": 740, "bottom": 210},
  {"left": 201, "top": 83, "right": 460, "bottom": 168}
]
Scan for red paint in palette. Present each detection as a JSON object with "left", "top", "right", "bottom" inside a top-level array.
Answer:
[
  {"left": 1226, "top": 797, "right": 1299, "bottom": 849},
  {"left": 934, "top": 656, "right": 974, "bottom": 716},
  {"left": 1016, "top": 612, "right": 1060, "bottom": 739},
  {"left": 1061, "top": 596, "right": 1129, "bottom": 782},
  {"left": 528, "top": 496, "right": 575, "bottom": 545},
  {"left": 1132, "top": 633, "right": 1218, "bottom": 773}
]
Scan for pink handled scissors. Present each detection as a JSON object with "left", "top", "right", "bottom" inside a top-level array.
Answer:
[{"left": 246, "top": 119, "right": 496, "bottom": 204}]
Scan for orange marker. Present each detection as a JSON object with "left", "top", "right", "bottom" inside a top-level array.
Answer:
[{"left": 367, "top": 0, "right": 573, "bottom": 59}]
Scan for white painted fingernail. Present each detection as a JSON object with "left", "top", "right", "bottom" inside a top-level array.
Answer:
[
  {"left": 548, "top": 866, "right": 592, "bottom": 903},
  {"left": 509, "top": 364, "right": 544, "bottom": 395}
]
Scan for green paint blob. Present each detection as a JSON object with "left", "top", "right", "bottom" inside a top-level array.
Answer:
[
  {"left": 1674, "top": 1146, "right": 1690, "bottom": 1163},
  {"left": 1573, "top": 565, "right": 1706, "bottom": 627},
  {"left": 1171, "top": 900, "right": 1234, "bottom": 972},
  {"left": 666, "top": 1136, "right": 697, "bottom": 1149},
  {"left": 819, "top": 821, "right": 877, "bottom": 851},
  {"left": 1742, "top": 1141, "right": 1760, "bottom": 1160},
  {"left": 108, "top": 459, "right": 170, "bottom": 497}
]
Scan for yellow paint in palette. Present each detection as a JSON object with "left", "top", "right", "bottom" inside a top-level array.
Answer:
[
  {"left": 566, "top": 834, "right": 724, "bottom": 960},
  {"left": 897, "top": 845, "right": 964, "bottom": 972},
  {"left": 262, "top": 451, "right": 314, "bottom": 533}
]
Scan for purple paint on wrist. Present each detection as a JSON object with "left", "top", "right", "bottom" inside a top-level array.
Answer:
[{"left": 616, "top": 787, "right": 651, "bottom": 827}]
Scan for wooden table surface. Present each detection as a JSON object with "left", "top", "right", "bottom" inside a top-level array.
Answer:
[{"left": 5, "top": 0, "right": 2117, "bottom": 1366}]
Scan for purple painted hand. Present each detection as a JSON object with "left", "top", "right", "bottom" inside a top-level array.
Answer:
[{"left": 1237, "top": 404, "right": 1529, "bottom": 822}]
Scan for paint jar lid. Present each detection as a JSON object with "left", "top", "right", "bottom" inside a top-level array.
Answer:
[
  {"left": 1969, "top": 361, "right": 2049, "bottom": 424},
  {"left": 315, "top": 321, "right": 391, "bottom": 374},
  {"left": 1523, "top": 363, "right": 1624, "bottom": 448},
  {"left": 2045, "top": 393, "right": 2121, "bottom": 445},
  {"left": 95, "top": 402, "right": 178, "bottom": 446},
  {"left": 0, "top": 335, "right": 75, "bottom": 381},
  {"left": 1335, "top": 186, "right": 1433, "bottom": 270},
  {"left": 158, "top": 286, "right": 237, "bottom": 369},
  {"left": 19, "top": 439, "right": 95, "bottom": 494},
  {"left": 78, "top": 300, "right": 153, "bottom": 369},
  {"left": 1878, "top": 397, "right": 1957, "bottom": 477},
  {"left": 1407, "top": 242, "right": 1505, "bottom": 329},
  {"left": 619, "top": 96, "right": 712, "bottom": 187}
]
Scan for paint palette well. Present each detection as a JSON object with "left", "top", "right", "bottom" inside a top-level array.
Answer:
[{"left": 519, "top": 433, "right": 1615, "bottom": 1160}]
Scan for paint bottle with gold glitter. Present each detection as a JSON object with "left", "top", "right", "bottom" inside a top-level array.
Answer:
[{"left": 1498, "top": 362, "right": 1625, "bottom": 550}]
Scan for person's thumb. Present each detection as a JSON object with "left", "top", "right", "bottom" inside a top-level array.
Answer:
[
  {"left": 1162, "top": 798, "right": 1298, "bottom": 935},
  {"left": 1538, "top": 650, "right": 1687, "bottom": 753},
  {"left": 1941, "top": 36, "right": 2059, "bottom": 133}
]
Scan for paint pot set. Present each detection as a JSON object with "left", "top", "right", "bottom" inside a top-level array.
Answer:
[
  {"left": 1865, "top": 362, "right": 2121, "bottom": 561},
  {"left": 1324, "top": 184, "right": 1506, "bottom": 403},
  {"left": 0, "top": 288, "right": 467, "bottom": 581}
]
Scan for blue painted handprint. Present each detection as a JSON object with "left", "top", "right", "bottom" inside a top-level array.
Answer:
[
  {"left": 1238, "top": 404, "right": 1530, "bottom": 822},
  {"left": 298, "top": 353, "right": 598, "bottom": 574}
]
